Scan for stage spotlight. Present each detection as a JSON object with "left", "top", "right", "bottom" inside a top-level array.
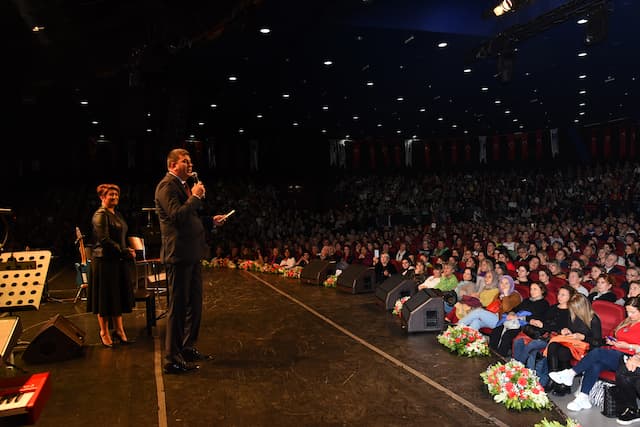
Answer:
[{"left": 489, "top": 0, "right": 532, "bottom": 18}]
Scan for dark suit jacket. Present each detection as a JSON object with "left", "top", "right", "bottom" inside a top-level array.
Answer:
[{"left": 155, "top": 173, "right": 208, "bottom": 264}]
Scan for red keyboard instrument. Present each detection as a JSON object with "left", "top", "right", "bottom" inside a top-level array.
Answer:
[{"left": 0, "top": 372, "right": 51, "bottom": 424}]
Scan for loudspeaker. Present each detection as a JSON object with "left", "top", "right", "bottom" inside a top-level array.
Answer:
[
  {"left": 375, "top": 275, "right": 417, "bottom": 310},
  {"left": 401, "top": 289, "right": 444, "bottom": 333},
  {"left": 22, "top": 314, "right": 86, "bottom": 364},
  {"left": 300, "top": 260, "right": 336, "bottom": 285},
  {"left": 336, "top": 264, "right": 377, "bottom": 294}
]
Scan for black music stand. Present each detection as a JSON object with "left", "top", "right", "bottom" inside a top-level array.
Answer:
[{"left": 0, "top": 251, "right": 52, "bottom": 313}]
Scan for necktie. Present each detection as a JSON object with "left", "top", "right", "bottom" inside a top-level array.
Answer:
[{"left": 184, "top": 182, "right": 192, "bottom": 197}]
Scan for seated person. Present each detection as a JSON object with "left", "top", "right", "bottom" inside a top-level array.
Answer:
[
  {"left": 567, "top": 268, "right": 589, "bottom": 297},
  {"left": 374, "top": 253, "right": 397, "bottom": 283},
  {"left": 587, "top": 273, "right": 618, "bottom": 303},
  {"left": 458, "top": 275, "right": 522, "bottom": 331},
  {"left": 418, "top": 263, "right": 442, "bottom": 290}
]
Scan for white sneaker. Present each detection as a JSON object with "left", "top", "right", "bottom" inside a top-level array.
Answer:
[
  {"left": 567, "top": 393, "right": 592, "bottom": 412},
  {"left": 549, "top": 369, "right": 576, "bottom": 386}
]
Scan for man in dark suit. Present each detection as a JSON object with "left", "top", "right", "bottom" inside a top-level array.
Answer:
[{"left": 155, "top": 148, "right": 227, "bottom": 374}]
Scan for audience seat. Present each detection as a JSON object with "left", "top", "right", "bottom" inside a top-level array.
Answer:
[
  {"left": 591, "top": 300, "right": 627, "bottom": 382},
  {"left": 545, "top": 290, "right": 557, "bottom": 306},
  {"left": 515, "top": 284, "right": 530, "bottom": 299},
  {"left": 611, "top": 286, "right": 626, "bottom": 300}
]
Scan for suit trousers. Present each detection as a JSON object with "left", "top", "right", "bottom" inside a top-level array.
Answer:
[{"left": 165, "top": 262, "right": 203, "bottom": 362}]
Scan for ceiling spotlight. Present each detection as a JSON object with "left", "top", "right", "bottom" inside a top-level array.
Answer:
[
  {"left": 256, "top": 114, "right": 263, "bottom": 118},
  {"left": 463, "top": 68, "right": 472, "bottom": 73},
  {"left": 238, "top": 128, "right": 244, "bottom": 133},
  {"left": 91, "top": 120, "right": 99, "bottom": 125},
  {"left": 282, "top": 93, "right": 290, "bottom": 98},
  {"left": 32, "top": 26, "right": 45, "bottom": 32},
  {"left": 321, "top": 129, "right": 327, "bottom": 133},
  {"left": 353, "top": 116, "right": 359, "bottom": 120},
  {"left": 419, "top": 108, "right": 426, "bottom": 112},
  {"left": 490, "top": 0, "right": 532, "bottom": 17},
  {"left": 578, "top": 51, "right": 588, "bottom": 57},
  {"left": 579, "top": 90, "right": 587, "bottom": 94},
  {"left": 323, "top": 60, "right": 333, "bottom": 66},
  {"left": 437, "top": 42, "right": 448, "bottom": 48},
  {"left": 579, "top": 112, "right": 585, "bottom": 116},
  {"left": 377, "top": 123, "right": 383, "bottom": 127},
  {"left": 577, "top": 18, "right": 589, "bottom": 25},
  {"left": 146, "top": 128, "right": 152, "bottom": 133},
  {"left": 452, "top": 124, "right": 458, "bottom": 128},
  {"left": 481, "top": 86, "right": 489, "bottom": 92},
  {"left": 198, "top": 122, "right": 205, "bottom": 126},
  {"left": 322, "top": 105, "right": 329, "bottom": 111},
  {"left": 396, "top": 97, "right": 404, "bottom": 101},
  {"left": 396, "top": 130, "right": 402, "bottom": 134},
  {"left": 579, "top": 102, "right": 586, "bottom": 107},
  {"left": 437, "top": 117, "right": 444, "bottom": 121},
  {"left": 366, "top": 81, "right": 374, "bottom": 86},
  {"left": 210, "top": 104, "right": 217, "bottom": 108},
  {"left": 578, "top": 74, "right": 587, "bottom": 79},
  {"left": 228, "top": 76, "right": 237, "bottom": 81},
  {"left": 80, "top": 100, "right": 88, "bottom": 105},
  {"left": 494, "top": 100, "right": 502, "bottom": 104},
  {"left": 504, "top": 110, "right": 511, "bottom": 114},
  {"left": 259, "top": 28, "right": 271, "bottom": 34},
  {"left": 292, "top": 122, "right": 299, "bottom": 127}
]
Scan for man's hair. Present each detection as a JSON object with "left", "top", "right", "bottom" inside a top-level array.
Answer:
[{"left": 167, "top": 148, "right": 190, "bottom": 169}]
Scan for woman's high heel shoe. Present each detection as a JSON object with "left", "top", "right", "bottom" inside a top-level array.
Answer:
[
  {"left": 114, "top": 331, "right": 134, "bottom": 345},
  {"left": 99, "top": 332, "right": 113, "bottom": 348}
]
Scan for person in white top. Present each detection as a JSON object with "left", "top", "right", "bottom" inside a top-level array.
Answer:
[{"left": 418, "top": 264, "right": 442, "bottom": 290}]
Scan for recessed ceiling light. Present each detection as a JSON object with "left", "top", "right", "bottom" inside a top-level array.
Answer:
[
  {"left": 437, "top": 42, "right": 448, "bottom": 48},
  {"left": 579, "top": 112, "right": 585, "bottom": 116},
  {"left": 481, "top": 87, "right": 489, "bottom": 92},
  {"left": 504, "top": 110, "right": 511, "bottom": 114},
  {"left": 519, "top": 125, "right": 524, "bottom": 129},
  {"left": 579, "top": 102, "right": 586, "bottom": 107},
  {"left": 464, "top": 130, "right": 469, "bottom": 134},
  {"left": 574, "top": 119, "right": 580, "bottom": 123},
  {"left": 513, "top": 118, "right": 518, "bottom": 122},
  {"left": 437, "top": 117, "right": 444, "bottom": 121},
  {"left": 494, "top": 100, "right": 501, "bottom": 104},
  {"left": 463, "top": 68, "right": 472, "bottom": 73},
  {"left": 228, "top": 76, "right": 237, "bottom": 81},
  {"left": 579, "top": 74, "right": 587, "bottom": 79},
  {"left": 32, "top": 26, "right": 45, "bottom": 32},
  {"left": 256, "top": 114, "right": 263, "bottom": 118},
  {"left": 579, "top": 90, "right": 587, "bottom": 94},
  {"left": 293, "top": 122, "right": 298, "bottom": 126},
  {"left": 146, "top": 128, "right": 152, "bottom": 132},
  {"left": 321, "top": 129, "right": 327, "bottom": 133},
  {"left": 452, "top": 124, "right": 457, "bottom": 128},
  {"left": 345, "top": 134, "right": 350, "bottom": 139},
  {"left": 189, "top": 135, "right": 195, "bottom": 138},
  {"left": 146, "top": 112, "right": 151, "bottom": 117},
  {"left": 198, "top": 122, "right": 205, "bottom": 126},
  {"left": 323, "top": 60, "right": 333, "bottom": 66},
  {"left": 238, "top": 129, "right": 244, "bottom": 133},
  {"left": 353, "top": 116, "right": 359, "bottom": 120},
  {"left": 577, "top": 18, "right": 588, "bottom": 25},
  {"left": 377, "top": 123, "right": 382, "bottom": 127},
  {"left": 259, "top": 28, "right": 271, "bottom": 34},
  {"left": 396, "top": 97, "right": 404, "bottom": 101},
  {"left": 366, "top": 81, "right": 374, "bottom": 86},
  {"left": 99, "top": 134, "right": 105, "bottom": 138},
  {"left": 419, "top": 108, "right": 426, "bottom": 112},
  {"left": 578, "top": 52, "right": 588, "bottom": 57},
  {"left": 91, "top": 120, "right": 99, "bottom": 125},
  {"left": 322, "top": 105, "right": 329, "bottom": 110},
  {"left": 396, "top": 130, "right": 402, "bottom": 134},
  {"left": 80, "top": 100, "right": 88, "bottom": 105},
  {"left": 210, "top": 104, "right": 217, "bottom": 108},
  {"left": 282, "top": 93, "right": 290, "bottom": 98}
]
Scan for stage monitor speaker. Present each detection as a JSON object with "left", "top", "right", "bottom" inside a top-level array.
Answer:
[
  {"left": 375, "top": 275, "right": 417, "bottom": 310},
  {"left": 300, "top": 260, "right": 336, "bottom": 285},
  {"left": 22, "top": 314, "right": 86, "bottom": 364},
  {"left": 336, "top": 264, "right": 377, "bottom": 294},
  {"left": 401, "top": 289, "right": 444, "bottom": 333}
]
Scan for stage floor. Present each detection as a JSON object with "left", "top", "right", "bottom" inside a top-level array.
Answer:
[{"left": 0, "top": 266, "right": 615, "bottom": 426}]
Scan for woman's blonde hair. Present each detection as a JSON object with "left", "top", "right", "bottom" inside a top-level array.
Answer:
[{"left": 569, "top": 293, "right": 595, "bottom": 327}]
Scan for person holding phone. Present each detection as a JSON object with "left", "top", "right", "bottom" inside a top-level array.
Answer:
[{"left": 373, "top": 252, "right": 397, "bottom": 283}]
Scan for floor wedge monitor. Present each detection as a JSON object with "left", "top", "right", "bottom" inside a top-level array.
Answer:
[
  {"left": 400, "top": 289, "right": 444, "bottom": 333},
  {"left": 336, "top": 264, "right": 377, "bottom": 294}
]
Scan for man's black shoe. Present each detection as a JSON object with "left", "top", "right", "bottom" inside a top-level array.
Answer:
[
  {"left": 182, "top": 347, "right": 213, "bottom": 362},
  {"left": 163, "top": 360, "right": 200, "bottom": 374}
]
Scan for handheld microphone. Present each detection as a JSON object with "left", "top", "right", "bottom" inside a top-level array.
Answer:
[{"left": 191, "top": 172, "right": 199, "bottom": 183}]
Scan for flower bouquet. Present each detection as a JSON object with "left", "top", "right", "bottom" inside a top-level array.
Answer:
[
  {"left": 237, "top": 260, "right": 255, "bottom": 271},
  {"left": 534, "top": 418, "right": 581, "bottom": 427},
  {"left": 323, "top": 275, "right": 338, "bottom": 288},
  {"left": 480, "top": 359, "right": 550, "bottom": 411},
  {"left": 437, "top": 325, "right": 490, "bottom": 357},
  {"left": 284, "top": 266, "right": 303, "bottom": 279},
  {"left": 392, "top": 296, "right": 410, "bottom": 317}
]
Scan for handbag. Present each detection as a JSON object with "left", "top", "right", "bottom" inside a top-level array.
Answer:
[
  {"left": 485, "top": 298, "right": 501, "bottom": 313},
  {"left": 542, "top": 334, "right": 590, "bottom": 360},
  {"left": 602, "top": 384, "right": 619, "bottom": 418},
  {"left": 521, "top": 324, "right": 544, "bottom": 340},
  {"left": 588, "top": 379, "right": 606, "bottom": 408}
]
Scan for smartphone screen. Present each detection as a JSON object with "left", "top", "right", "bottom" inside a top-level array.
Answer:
[{"left": 374, "top": 249, "right": 380, "bottom": 258}]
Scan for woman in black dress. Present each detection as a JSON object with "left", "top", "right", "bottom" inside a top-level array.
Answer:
[{"left": 87, "top": 183, "right": 135, "bottom": 347}]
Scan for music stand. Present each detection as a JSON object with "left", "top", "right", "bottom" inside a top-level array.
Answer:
[{"left": 0, "top": 251, "right": 52, "bottom": 312}]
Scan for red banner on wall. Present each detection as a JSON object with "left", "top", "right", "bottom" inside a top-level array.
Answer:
[
  {"left": 535, "top": 130, "right": 543, "bottom": 160},
  {"left": 604, "top": 127, "right": 611, "bottom": 159},
  {"left": 507, "top": 134, "right": 515, "bottom": 162},
  {"left": 492, "top": 135, "right": 500, "bottom": 162}
]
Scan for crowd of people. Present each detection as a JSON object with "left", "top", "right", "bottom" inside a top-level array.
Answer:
[{"left": 7, "top": 158, "right": 640, "bottom": 421}]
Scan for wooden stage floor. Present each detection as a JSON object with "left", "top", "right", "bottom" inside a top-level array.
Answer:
[{"left": 1, "top": 266, "right": 574, "bottom": 426}]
